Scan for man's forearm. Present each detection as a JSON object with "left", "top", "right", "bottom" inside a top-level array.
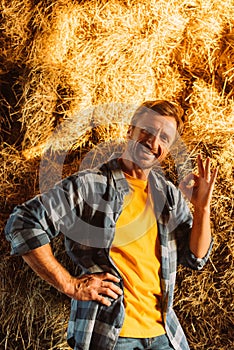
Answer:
[
  {"left": 179, "top": 155, "right": 217, "bottom": 259},
  {"left": 189, "top": 207, "right": 212, "bottom": 259},
  {"left": 22, "top": 243, "right": 73, "bottom": 295},
  {"left": 22, "top": 243, "right": 122, "bottom": 306}
]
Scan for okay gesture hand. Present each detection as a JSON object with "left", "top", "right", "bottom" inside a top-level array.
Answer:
[{"left": 179, "top": 154, "right": 218, "bottom": 209}]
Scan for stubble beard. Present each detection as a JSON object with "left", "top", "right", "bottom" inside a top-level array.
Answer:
[{"left": 127, "top": 140, "right": 159, "bottom": 170}]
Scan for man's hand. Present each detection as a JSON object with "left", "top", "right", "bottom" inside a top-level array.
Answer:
[
  {"left": 66, "top": 273, "right": 123, "bottom": 307},
  {"left": 23, "top": 244, "right": 122, "bottom": 307},
  {"left": 179, "top": 154, "right": 218, "bottom": 258},
  {"left": 179, "top": 154, "right": 218, "bottom": 209}
]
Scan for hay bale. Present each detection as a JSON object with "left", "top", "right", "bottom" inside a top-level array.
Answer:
[{"left": 1, "top": 0, "right": 233, "bottom": 349}]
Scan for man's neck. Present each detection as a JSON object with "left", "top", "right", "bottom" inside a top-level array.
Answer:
[{"left": 118, "top": 156, "right": 150, "bottom": 180}]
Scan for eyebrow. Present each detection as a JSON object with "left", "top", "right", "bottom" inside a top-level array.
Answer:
[
  {"left": 140, "top": 126, "right": 176, "bottom": 145},
  {"left": 142, "top": 126, "right": 172, "bottom": 137}
]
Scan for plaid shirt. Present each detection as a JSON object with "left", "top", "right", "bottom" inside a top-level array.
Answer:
[{"left": 5, "top": 157, "right": 212, "bottom": 350}]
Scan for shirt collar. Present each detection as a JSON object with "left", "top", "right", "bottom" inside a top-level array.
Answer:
[
  {"left": 106, "top": 154, "right": 129, "bottom": 194},
  {"left": 106, "top": 154, "right": 174, "bottom": 212}
]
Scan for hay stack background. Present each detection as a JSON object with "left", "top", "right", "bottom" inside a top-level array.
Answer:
[{"left": 0, "top": 0, "right": 233, "bottom": 349}]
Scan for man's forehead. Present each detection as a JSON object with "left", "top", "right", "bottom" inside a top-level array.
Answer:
[{"left": 132, "top": 112, "right": 177, "bottom": 128}]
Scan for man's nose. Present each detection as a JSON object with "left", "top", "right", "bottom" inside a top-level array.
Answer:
[{"left": 147, "top": 132, "right": 160, "bottom": 151}]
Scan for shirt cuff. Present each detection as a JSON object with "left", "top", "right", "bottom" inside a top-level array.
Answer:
[
  {"left": 9, "top": 229, "right": 51, "bottom": 256},
  {"left": 187, "top": 238, "right": 213, "bottom": 270}
]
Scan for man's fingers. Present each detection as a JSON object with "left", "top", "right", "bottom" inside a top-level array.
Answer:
[
  {"left": 209, "top": 167, "right": 218, "bottom": 192},
  {"left": 182, "top": 173, "right": 195, "bottom": 185},
  {"left": 100, "top": 286, "right": 121, "bottom": 300},
  {"left": 204, "top": 157, "right": 211, "bottom": 181},
  {"left": 211, "top": 167, "right": 218, "bottom": 183},
  {"left": 179, "top": 173, "right": 197, "bottom": 192},
  {"left": 101, "top": 280, "right": 122, "bottom": 293},
  {"left": 94, "top": 277, "right": 123, "bottom": 306},
  {"left": 198, "top": 155, "right": 217, "bottom": 182},
  {"left": 72, "top": 272, "right": 123, "bottom": 306},
  {"left": 197, "top": 154, "right": 205, "bottom": 177},
  {"left": 96, "top": 295, "right": 112, "bottom": 307},
  {"left": 100, "top": 272, "right": 121, "bottom": 283}
]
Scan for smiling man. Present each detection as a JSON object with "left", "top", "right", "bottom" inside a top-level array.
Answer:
[
  {"left": 5, "top": 100, "right": 218, "bottom": 350},
  {"left": 120, "top": 103, "right": 179, "bottom": 178}
]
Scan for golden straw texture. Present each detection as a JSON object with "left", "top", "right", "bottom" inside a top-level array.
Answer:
[{"left": 1, "top": 0, "right": 233, "bottom": 349}]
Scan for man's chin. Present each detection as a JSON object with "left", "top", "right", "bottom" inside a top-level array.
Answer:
[{"left": 133, "top": 156, "right": 159, "bottom": 170}]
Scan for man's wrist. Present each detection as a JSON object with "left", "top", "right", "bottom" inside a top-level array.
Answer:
[
  {"left": 60, "top": 275, "right": 78, "bottom": 298},
  {"left": 193, "top": 206, "right": 211, "bottom": 215}
]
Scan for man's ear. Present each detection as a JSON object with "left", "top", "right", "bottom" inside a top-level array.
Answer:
[{"left": 127, "top": 125, "right": 133, "bottom": 139}]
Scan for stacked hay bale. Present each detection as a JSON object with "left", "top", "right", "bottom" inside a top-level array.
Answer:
[{"left": 1, "top": 0, "right": 233, "bottom": 349}]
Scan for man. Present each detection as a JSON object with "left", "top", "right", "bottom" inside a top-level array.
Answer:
[{"left": 5, "top": 100, "right": 218, "bottom": 350}]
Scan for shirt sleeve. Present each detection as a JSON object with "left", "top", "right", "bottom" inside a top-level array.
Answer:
[
  {"left": 174, "top": 187, "right": 213, "bottom": 270},
  {"left": 4, "top": 174, "right": 84, "bottom": 256}
]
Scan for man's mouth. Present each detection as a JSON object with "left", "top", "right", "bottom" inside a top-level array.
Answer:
[{"left": 140, "top": 143, "right": 160, "bottom": 159}]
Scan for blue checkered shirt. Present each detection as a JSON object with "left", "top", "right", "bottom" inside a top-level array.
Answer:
[{"left": 5, "top": 157, "right": 212, "bottom": 350}]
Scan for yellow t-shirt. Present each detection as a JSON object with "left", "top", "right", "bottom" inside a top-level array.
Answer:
[{"left": 110, "top": 173, "right": 165, "bottom": 338}]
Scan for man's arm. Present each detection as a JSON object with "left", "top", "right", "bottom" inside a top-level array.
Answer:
[
  {"left": 189, "top": 206, "right": 212, "bottom": 258},
  {"left": 5, "top": 174, "right": 122, "bottom": 306},
  {"left": 22, "top": 243, "right": 122, "bottom": 306},
  {"left": 179, "top": 154, "right": 218, "bottom": 258}
]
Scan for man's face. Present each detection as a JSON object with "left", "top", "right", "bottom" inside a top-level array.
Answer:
[{"left": 126, "top": 113, "right": 177, "bottom": 170}]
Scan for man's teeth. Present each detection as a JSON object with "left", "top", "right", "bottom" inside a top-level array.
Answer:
[{"left": 143, "top": 148, "right": 157, "bottom": 157}]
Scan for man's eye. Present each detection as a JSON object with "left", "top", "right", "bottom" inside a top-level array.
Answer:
[
  {"left": 161, "top": 134, "right": 169, "bottom": 142},
  {"left": 141, "top": 128, "right": 151, "bottom": 135}
]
